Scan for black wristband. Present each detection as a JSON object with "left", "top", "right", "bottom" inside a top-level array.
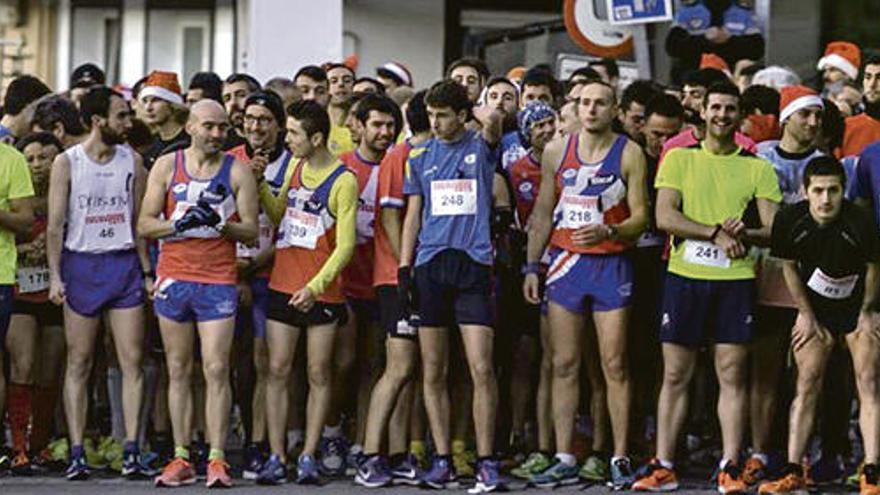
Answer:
[{"left": 710, "top": 224, "right": 722, "bottom": 242}]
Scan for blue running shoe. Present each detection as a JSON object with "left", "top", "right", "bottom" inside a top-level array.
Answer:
[
  {"left": 608, "top": 457, "right": 636, "bottom": 490},
  {"left": 529, "top": 460, "right": 579, "bottom": 488},
  {"left": 122, "top": 451, "right": 158, "bottom": 479},
  {"left": 391, "top": 454, "right": 421, "bottom": 486},
  {"left": 421, "top": 457, "right": 460, "bottom": 489},
  {"left": 469, "top": 458, "right": 507, "bottom": 494},
  {"left": 355, "top": 455, "right": 393, "bottom": 488},
  {"left": 243, "top": 444, "right": 266, "bottom": 481},
  {"left": 297, "top": 454, "right": 321, "bottom": 484},
  {"left": 65, "top": 453, "right": 90, "bottom": 481},
  {"left": 257, "top": 454, "right": 288, "bottom": 485}
]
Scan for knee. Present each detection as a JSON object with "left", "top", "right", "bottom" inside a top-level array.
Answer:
[
  {"left": 663, "top": 364, "right": 692, "bottom": 389},
  {"left": 166, "top": 358, "right": 192, "bottom": 383},
  {"left": 268, "top": 360, "right": 291, "bottom": 382},
  {"left": 307, "top": 361, "right": 332, "bottom": 388},
  {"left": 422, "top": 360, "right": 447, "bottom": 389},
  {"left": 202, "top": 359, "right": 229, "bottom": 384},
  {"left": 716, "top": 360, "right": 747, "bottom": 388},
  {"left": 66, "top": 349, "right": 93, "bottom": 376},
  {"left": 601, "top": 352, "right": 628, "bottom": 383},
  {"left": 386, "top": 359, "right": 416, "bottom": 385},
  {"left": 469, "top": 358, "right": 496, "bottom": 387},
  {"left": 551, "top": 352, "right": 580, "bottom": 379}
]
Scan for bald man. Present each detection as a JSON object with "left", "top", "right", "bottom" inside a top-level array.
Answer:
[{"left": 138, "top": 99, "right": 259, "bottom": 488}]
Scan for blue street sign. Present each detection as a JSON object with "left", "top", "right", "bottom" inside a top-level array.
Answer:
[{"left": 606, "top": 0, "right": 673, "bottom": 25}]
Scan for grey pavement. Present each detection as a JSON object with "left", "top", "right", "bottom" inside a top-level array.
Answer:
[{"left": 0, "top": 476, "right": 765, "bottom": 494}]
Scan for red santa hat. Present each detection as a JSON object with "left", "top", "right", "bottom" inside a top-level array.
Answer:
[
  {"left": 139, "top": 70, "right": 184, "bottom": 105},
  {"left": 376, "top": 61, "right": 413, "bottom": 87},
  {"left": 817, "top": 41, "right": 861, "bottom": 80},
  {"left": 779, "top": 85, "right": 824, "bottom": 123}
]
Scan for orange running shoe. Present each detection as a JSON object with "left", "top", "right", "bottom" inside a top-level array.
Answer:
[
  {"left": 11, "top": 451, "right": 31, "bottom": 475},
  {"left": 861, "top": 463, "right": 880, "bottom": 495},
  {"left": 154, "top": 457, "right": 196, "bottom": 487},
  {"left": 717, "top": 462, "right": 748, "bottom": 494},
  {"left": 743, "top": 456, "right": 767, "bottom": 485},
  {"left": 632, "top": 460, "right": 679, "bottom": 492},
  {"left": 758, "top": 463, "right": 806, "bottom": 494},
  {"left": 206, "top": 458, "right": 233, "bottom": 488}
]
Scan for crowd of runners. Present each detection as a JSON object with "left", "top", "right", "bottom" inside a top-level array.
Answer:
[{"left": 1, "top": 32, "right": 880, "bottom": 495}]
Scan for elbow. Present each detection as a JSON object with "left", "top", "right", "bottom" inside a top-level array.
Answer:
[{"left": 655, "top": 210, "right": 671, "bottom": 233}]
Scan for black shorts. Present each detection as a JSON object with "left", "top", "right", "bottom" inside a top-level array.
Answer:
[
  {"left": 266, "top": 289, "right": 347, "bottom": 328},
  {"left": 12, "top": 299, "right": 63, "bottom": 327},
  {"left": 376, "top": 285, "right": 417, "bottom": 340},
  {"left": 415, "top": 249, "right": 494, "bottom": 328}
]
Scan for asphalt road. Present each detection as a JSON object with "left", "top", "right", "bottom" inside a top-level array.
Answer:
[{"left": 0, "top": 475, "right": 849, "bottom": 494}]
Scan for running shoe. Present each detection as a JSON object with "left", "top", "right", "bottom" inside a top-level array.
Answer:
[
  {"left": 421, "top": 456, "right": 460, "bottom": 489},
  {"left": 809, "top": 454, "right": 844, "bottom": 485},
  {"left": 717, "top": 461, "right": 748, "bottom": 494},
  {"left": 608, "top": 456, "right": 636, "bottom": 490},
  {"left": 65, "top": 453, "right": 91, "bottom": 481},
  {"left": 469, "top": 458, "right": 506, "bottom": 494},
  {"left": 11, "top": 451, "right": 31, "bottom": 476},
  {"left": 296, "top": 454, "right": 321, "bottom": 484},
  {"left": 862, "top": 463, "right": 880, "bottom": 495},
  {"left": 758, "top": 463, "right": 805, "bottom": 494},
  {"left": 122, "top": 451, "right": 157, "bottom": 479},
  {"left": 511, "top": 452, "right": 553, "bottom": 479},
  {"left": 391, "top": 453, "right": 421, "bottom": 485},
  {"left": 243, "top": 443, "right": 266, "bottom": 481},
  {"left": 632, "top": 460, "right": 679, "bottom": 492},
  {"left": 257, "top": 454, "right": 288, "bottom": 485},
  {"left": 206, "top": 458, "right": 233, "bottom": 488},
  {"left": 355, "top": 455, "right": 393, "bottom": 488},
  {"left": 529, "top": 460, "right": 580, "bottom": 488},
  {"left": 319, "top": 436, "right": 348, "bottom": 476},
  {"left": 579, "top": 454, "right": 609, "bottom": 482},
  {"left": 154, "top": 457, "right": 197, "bottom": 487},
  {"left": 743, "top": 456, "right": 768, "bottom": 485}
]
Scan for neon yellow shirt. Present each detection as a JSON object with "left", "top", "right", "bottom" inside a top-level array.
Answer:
[
  {"left": 261, "top": 157, "right": 357, "bottom": 297},
  {"left": 0, "top": 145, "right": 34, "bottom": 284},
  {"left": 655, "top": 142, "right": 781, "bottom": 281},
  {"left": 328, "top": 124, "right": 354, "bottom": 157}
]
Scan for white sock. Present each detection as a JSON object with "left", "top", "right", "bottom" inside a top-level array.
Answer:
[
  {"left": 750, "top": 452, "right": 769, "bottom": 465},
  {"left": 555, "top": 453, "right": 576, "bottom": 466},
  {"left": 719, "top": 458, "right": 733, "bottom": 470},
  {"left": 658, "top": 459, "right": 674, "bottom": 470},
  {"left": 323, "top": 424, "right": 343, "bottom": 439},
  {"left": 350, "top": 443, "right": 363, "bottom": 455},
  {"left": 611, "top": 455, "right": 626, "bottom": 464}
]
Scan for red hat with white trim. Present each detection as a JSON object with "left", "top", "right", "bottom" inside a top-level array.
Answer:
[
  {"left": 139, "top": 70, "right": 184, "bottom": 105},
  {"left": 376, "top": 61, "right": 413, "bottom": 87},
  {"left": 779, "top": 85, "right": 824, "bottom": 123},
  {"left": 817, "top": 41, "right": 861, "bottom": 81}
]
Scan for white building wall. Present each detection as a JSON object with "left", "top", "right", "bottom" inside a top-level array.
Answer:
[
  {"left": 344, "top": 0, "right": 445, "bottom": 89},
  {"left": 242, "top": 0, "right": 343, "bottom": 82}
]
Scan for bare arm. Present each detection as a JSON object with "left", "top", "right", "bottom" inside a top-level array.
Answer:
[
  {"left": 222, "top": 161, "right": 259, "bottom": 243},
  {"left": 474, "top": 106, "right": 504, "bottom": 146},
  {"left": 136, "top": 156, "right": 177, "bottom": 239},
  {"left": 781, "top": 260, "right": 816, "bottom": 321},
  {"left": 399, "top": 195, "right": 422, "bottom": 268},
  {"left": 380, "top": 207, "right": 403, "bottom": 260},
  {"left": 655, "top": 188, "right": 717, "bottom": 241},
  {"left": 741, "top": 197, "right": 778, "bottom": 247},
  {"left": 46, "top": 154, "right": 70, "bottom": 282},
  {"left": 614, "top": 142, "right": 649, "bottom": 241},
  {"left": 0, "top": 198, "right": 33, "bottom": 235},
  {"left": 525, "top": 139, "right": 563, "bottom": 264},
  {"left": 132, "top": 155, "right": 151, "bottom": 273}
]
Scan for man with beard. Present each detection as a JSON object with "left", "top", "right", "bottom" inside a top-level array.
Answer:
[
  {"left": 226, "top": 91, "right": 292, "bottom": 481},
  {"left": 524, "top": 80, "right": 648, "bottom": 489},
  {"left": 221, "top": 73, "right": 261, "bottom": 151},
  {"left": 46, "top": 87, "right": 151, "bottom": 480},
  {"left": 841, "top": 55, "right": 880, "bottom": 158},
  {"left": 617, "top": 81, "right": 663, "bottom": 146},
  {"left": 139, "top": 100, "right": 259, "bottom": 488},
  {"left": 320, "top": 94, "right": 400, "bottom": 475},
  {"left": 817, "top": 41, "right": 861, "bottom": 99},
  {"left": 139, "top": 71, "right": 191, "bottom": 167},
  {"left": 483, "top": 77, "right": 521, "bottom": 170},
  {"left": 633, "top": 82, "right": 781, "bottom": 493},
  {"left": 448, "top": 58, "right": 490, "bottom": 104}
]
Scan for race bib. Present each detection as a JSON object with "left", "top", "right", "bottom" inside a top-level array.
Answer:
[
  {"left": 430, "top": 179, "right": 477, "bottom": 216},
  {"left": 16, "top": 266, "right": 50, "bottom": 294},
  {"left": 807, "top": 268, "right": 858, "bottom": 300},
  {"left": 279, "top": 207, "right": 323, "bottom": 250},
  {"left": 237, "top": 212, "right": 273, "bottom": 258},
  {"left": 682, "top": 240, "right": 731, "bottom": 268},
  {"left": 559, "top": 194, "right": 602, "bottom": 228}
]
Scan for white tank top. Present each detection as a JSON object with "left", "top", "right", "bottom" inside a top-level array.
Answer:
[{"left": 64, "top": 144, "right": 136, "bottom": 253}]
